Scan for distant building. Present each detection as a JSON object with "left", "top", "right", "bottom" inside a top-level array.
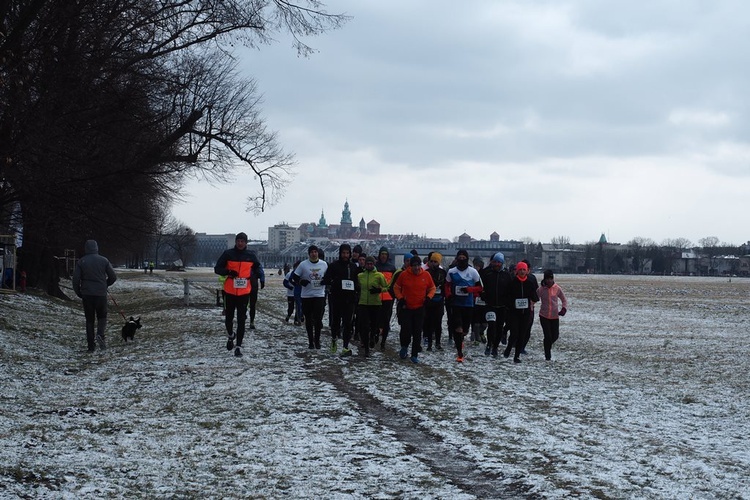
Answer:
[
  {"left": 267, "top": 223, "right": 300, "bottom": 251},
  {"left": 194, "top": 233, "right": 235, "bottom": 266}
]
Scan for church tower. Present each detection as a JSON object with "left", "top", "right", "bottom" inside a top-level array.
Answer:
[{"left": 340, "top": 200, "right": 353, "bottom": 237}]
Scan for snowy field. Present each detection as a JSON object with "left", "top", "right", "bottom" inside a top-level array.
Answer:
[{"left": 1, "top": 269, "right": 749, "bottom": 499}]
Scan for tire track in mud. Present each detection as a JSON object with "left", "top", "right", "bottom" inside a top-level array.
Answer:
[{"left": 307, "top": 358, "right": 533, "bottom": 499}]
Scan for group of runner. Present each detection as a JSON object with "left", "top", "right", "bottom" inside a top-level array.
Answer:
[{"left": 278, "top": 242, "right": 569, "bottom": 364}]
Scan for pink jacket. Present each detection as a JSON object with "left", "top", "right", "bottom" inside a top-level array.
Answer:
[{"left": 537, "top": 283, "right": 568, "bottom": 320}]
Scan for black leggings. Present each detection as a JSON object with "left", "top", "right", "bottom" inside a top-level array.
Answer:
[
  {"left": 357, "top": 305, "right": 380, "bottom": 352},
  {"left": 400, "top": 307, "right": 425, "bottom": 358},
  {"left": 451, "top": 306, "right": 473, "bottom": 357},
  {"left": 248, "top": 287, "right": 258, "bottom": 323},
  {"left": 486, "top": 307, "right": 507, "bottom": 350},
  {"left": 225, "top": 293, "right": 250, "bottom": 346},
  {"left": 539, "top": 316, "right": 560, "bottom": 360},
  {"left": 302, "top": 297, "right": 326, "bottom": 346}
]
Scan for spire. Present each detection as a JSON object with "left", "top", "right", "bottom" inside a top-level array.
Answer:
[
  {"left": 318, "top": 209, "right": 328, "bottom": 228},
  {"left": 341, "top": 199, "right": 352, "bottom": 224}
]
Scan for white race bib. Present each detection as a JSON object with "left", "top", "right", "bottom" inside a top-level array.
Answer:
[
  {"left": 434, "top": 288, "right": 441, "bottom": 295},
  {"left": 485, "top": 311, "right": 497, "bottom": 322},
  {"left": 515, "top": 298, "right": 529, "bottom": 309},
  {"left": 455, "top": 286, "right": 469, "bottom": 296},
  {"left": 312, "top": 279, "right": 323, "bottom": 288},
  {"left": 341, "top": 279, "right": 355, "bottom": 291},
  {"left": 475, "top": 297, "right": 486, "bottom": 306},
  {"left": 233, "top": 278, "right": 248, "bottom": 289}
]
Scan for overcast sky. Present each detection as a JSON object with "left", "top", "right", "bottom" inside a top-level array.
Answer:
[{"left": 171, "top": 0, "right": 750, "bottom": 246}]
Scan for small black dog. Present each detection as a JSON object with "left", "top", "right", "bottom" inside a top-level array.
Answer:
[{"left": 121, "top": 316, "right": 142, "bottom": 342}]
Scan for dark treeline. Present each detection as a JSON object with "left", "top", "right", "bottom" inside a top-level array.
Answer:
[{"left": 0, "top": 0, "right": 347, "bottom": 296}]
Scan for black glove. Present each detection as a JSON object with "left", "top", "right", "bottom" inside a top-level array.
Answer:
[
  {"left": 260, "top": 282, "right": 265, "bottom": 290},
  {"left": 559, "top": 307, "right": 567, "bottom": 316},
  {"left": 300, "top": 279, "right": 310, "bottom": 287},
  {"left": 369, "top": 286, "right": 381, "bottom": 294},
  {"left": 227, "top": 270, "right": 239, "bottom": 278}
]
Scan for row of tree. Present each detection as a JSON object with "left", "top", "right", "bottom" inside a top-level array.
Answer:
[
  {"left": 522, "top": 235, "right": 746, "bottom": 275},
  {"left": 1, "top": 0, "right": 347, "bottom": 296}
]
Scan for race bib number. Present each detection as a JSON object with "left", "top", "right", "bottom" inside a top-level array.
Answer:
[
  {"left": 515, "top": 298, "right": 529, "bottom": 309},
  {"left": 233, "top": 278, "right": 248, "bottom": 289},
  {"left": 434, "top": 288, "right": 441, "bottom": 295},
  {"left": 475, "top": 297, "right": 486, "bottom": 306},
  {"left": 455, "top": 286, "right": 469, "bottom": 296},
  {"left": 341, "top": 279, "right": 355, "bottom": 291},
  {"left": 312, "top": 279, "right": 323, "bottom": 288},
  {"left": 485, "top": 311, "right": 497, "bottom": 322}
]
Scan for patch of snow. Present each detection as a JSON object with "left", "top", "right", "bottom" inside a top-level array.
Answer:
[{"left": 1, "top": 271, "right": 748, "bottom": 498}]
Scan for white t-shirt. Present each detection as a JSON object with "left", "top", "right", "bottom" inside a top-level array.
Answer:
[{"left": 293, "top": 259, "right": 328, "bottom": 298}]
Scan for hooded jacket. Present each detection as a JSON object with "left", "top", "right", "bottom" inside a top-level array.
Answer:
[
  {"left": 375, "top": 246, "right": 396, "bottom": 301},
  {"left": 321, "top": 245, "right": 361, "bottom": 301},
  {"left": 479, "top": 265, "right": 512, "bottom": 308},
  {"left": 72, "top": 240, "right": 117, "bottom": 297}
]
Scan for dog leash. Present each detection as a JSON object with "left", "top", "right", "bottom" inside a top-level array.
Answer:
[{"left": 108, "top": 292, "right": 128, "bottom": 321}]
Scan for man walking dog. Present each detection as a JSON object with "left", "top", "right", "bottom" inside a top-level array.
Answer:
[{"left": 72, "top": 239, "right": 117, "bottom": 352}]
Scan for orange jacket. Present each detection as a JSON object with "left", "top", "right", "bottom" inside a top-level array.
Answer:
[
  {"left": 394, "top": 268, "right": 436, "bottom": 309},
  {"left": 214, "top": 247, "right": 260, "bottom": 296},
  {"left": 223, "top": 260, "right": 255, "bottom": 296}
]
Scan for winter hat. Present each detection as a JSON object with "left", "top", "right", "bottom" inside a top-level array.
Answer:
[
  {"left": 235, "top": 232, "right": 248, "bottom": 241},
  {"left": 492, "top": 252, "right": 505, "bottom": 263},
  {"left": 364, "top": 256, "right": 376, "bottom": 264},
  {"left": 339, "top": 243, "right": 351, "bottom": 255},
  {"left": 84, "top": 240, "right": 99, "bottom": 254},
  {"left": 473, "top": 257, "right": 484, "bottom": 266},
  {"left": 410, "top": 256, "right": 422, "bottom": 266},
  {"left": 379, "top": 246, "right": 389, "bottom": 256},
  {"left": 544, "top": 269, "right": 554, "bottom": 280},
  {"left": 410, "top": 249, "right": 419, "bottom": 257},
  {"left": 403, "top": 252, "right": 414, "bottom": 263},
  {"left": 456, "top": 249, "right": 469, "bottom": 259},
  {"left": 431, "top": 252, "right": 443, "bottom": 263},
  {"left": 307, "top": 244, "right": 319, "bottom": 255},
  {"left": 352, "top": 244, "right": 363, "bottom": 254},
  {"left": 516, "top": 261, "right": 529, "bottom": 271}
]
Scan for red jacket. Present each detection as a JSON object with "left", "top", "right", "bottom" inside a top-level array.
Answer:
[{"left": 394, "top": 268, "right": 436, "bottom": 309}]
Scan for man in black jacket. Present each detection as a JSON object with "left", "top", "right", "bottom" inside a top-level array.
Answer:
[
  {"left": 321, "top": 244, "right": 361, "bottom": 356},
  {"left": 479, "top": 252, "right": 511, "bottom": 357}
]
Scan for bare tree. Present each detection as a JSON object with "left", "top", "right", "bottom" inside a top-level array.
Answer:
[
  {"left": 627, "top": 237, "right": 655, "bottom": 274},
  {"left": 699, "top": 236, "right": 720, "bottom": 275},
  {"left": 164, "top": 224, "right": 198, "bottom": 267},
  {"left": 0, "top": 0, "right": 349, "bottom": 294},
  {"left": 550, "top": 235, "right": 571, "bottom": 249}
]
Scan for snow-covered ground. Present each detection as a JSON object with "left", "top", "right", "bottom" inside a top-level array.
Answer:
[{"left": 1, "top": 269, "right": 749, "bottom": 499}]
